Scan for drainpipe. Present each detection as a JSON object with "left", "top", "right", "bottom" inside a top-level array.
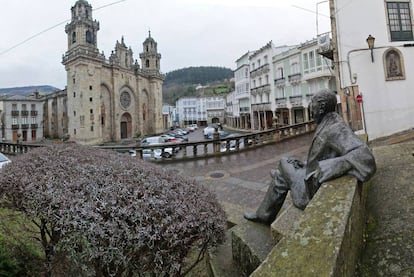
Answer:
[{"left": 329, "top": 0, "right": 349, "bottom": 125}]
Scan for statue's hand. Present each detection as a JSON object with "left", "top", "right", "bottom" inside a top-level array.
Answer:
[
  {"left": 316, "top": 158, "right": 350, "bottom": 183},
  {"left": 315, "top": 160, "right": 333, "bottom": 183},
  {"left": 287, "top": 158, "right": 305, "bottom": 169}
]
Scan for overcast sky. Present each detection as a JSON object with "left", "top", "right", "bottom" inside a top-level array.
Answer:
[{"left": 0, "top": 0, "right": 330, "bottom": 89}]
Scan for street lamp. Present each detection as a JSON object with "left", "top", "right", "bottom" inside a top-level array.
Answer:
[{"left": 366, "top": 35, "right": 375, "bottom": 62}]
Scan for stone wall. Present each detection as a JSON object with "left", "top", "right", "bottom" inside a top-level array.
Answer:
[{"left": 251, "top": 175, "right": 371, "bottom": 276}]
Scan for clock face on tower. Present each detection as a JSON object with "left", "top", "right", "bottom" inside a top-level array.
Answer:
[{"left": 120, "top": 91, "right": 131, "bottom": 109}]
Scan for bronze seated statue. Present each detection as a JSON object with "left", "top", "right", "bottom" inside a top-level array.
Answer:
[{"left": 244, "top": 89, "right": 377, "bottom": 225}]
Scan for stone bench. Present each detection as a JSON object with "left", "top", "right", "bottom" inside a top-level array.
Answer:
[{"left": 251, "top": 175, "right": 371, "bottom": 276}]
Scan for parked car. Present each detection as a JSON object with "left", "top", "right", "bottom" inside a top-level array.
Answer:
[
  {"left": 140, "top": 136, "right": 163, "bottom": 146},
  {"left": 175, "top": 128, "right": 189, "bottom": 135},
  {"left": 142, "top": 148, "right": 174, "bottom": 159},
  {"left": 187, "top": 124, "right": 198, "bottom": 132},
  {"left": 206, "top": 130, "right": 229, "bottom": 139},
  {"left": 167, "top": 132, "right": 189, "bottom": 142},
  {"left": 160, "top": 134, "right": 177, "bottom": 142},
  {"left": 220, "top": 140, "right": 237, "bottom": 152},
  {"left": 220, "top": 134, "right": 244, "bottom": 152},
  {"left": 0, "top": 152, "right": 11, "bottom": 169},
  {"left": 142, "top": 149, "right": 162, "bottom": 160},
  {"left": 203, "top": 126, "right": 216, "bottom": 138}
]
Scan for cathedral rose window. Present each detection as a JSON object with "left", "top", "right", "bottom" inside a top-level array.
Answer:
[{"left": 120, "top": 91, "right": 131, "bottom": 109}]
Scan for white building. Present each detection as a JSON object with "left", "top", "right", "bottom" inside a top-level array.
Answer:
[
  {"left": 175, "top": 96, "right": 225, "bottom": 127},
  {"left": 0, "top": 94, "right": 44, "bottom": 142},
  {"left": 225, "top": 90, "right": 236, "bottom": 127},
  {"left": 249, "top": 42, "right": 293, "bottom": 130},
  {"left": 273, "top": 37, "right": 335, "bottom": 125},
  {"left": 175, "top": 97, "right": 199, "bottom": 127},
  {"left": 331, "top": 0, "right": 414, "bottom": 140},
  {"left": 205, "top": 96, "right": 225, "bottom": 124},
  {"left": 233, "top": 52, "right": 252, "bottom": 130}
]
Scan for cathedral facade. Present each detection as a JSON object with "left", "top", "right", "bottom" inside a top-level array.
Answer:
[{"left": 62, "top": 0, "right": 164, "bottom": 144}]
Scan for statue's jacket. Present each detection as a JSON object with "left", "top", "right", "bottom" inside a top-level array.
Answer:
[{"left": 305, "top": 112, "right": 377, "bottom": 198}]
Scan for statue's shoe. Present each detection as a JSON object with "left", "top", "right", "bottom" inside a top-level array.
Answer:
[{"left": 243, "top": 212, "right": 272, "bottom": 225}]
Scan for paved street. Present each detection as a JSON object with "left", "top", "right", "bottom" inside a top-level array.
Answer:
[{"left": 163, "top": 128, "right": 313, "bottom": 212}]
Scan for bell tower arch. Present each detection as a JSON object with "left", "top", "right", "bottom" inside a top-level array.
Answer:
[
  {"left": 64, "top": 0, "right": 99, "bottom": 53},
  {"left": 139, "top": 31, "right": 161, "bottom": 74}
]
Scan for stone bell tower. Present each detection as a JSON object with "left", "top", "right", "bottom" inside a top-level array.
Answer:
[
  {"left": 62, "top": 0, "right": 106, "bottom": 144},
  {"left": 139, "top": 31, "right": 164, "bottom": 135},
  {"left": 139, "top": 31, "right": 162, "bottom": 74},
  {"left": 64, "top": 0, "right": 99, "bottom": 55}
]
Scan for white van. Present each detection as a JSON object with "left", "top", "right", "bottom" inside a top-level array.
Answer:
[{"left": 140, "top": 136, "right": 163, "bottom": 146}]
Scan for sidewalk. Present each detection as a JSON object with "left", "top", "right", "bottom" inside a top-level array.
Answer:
[{"left": 358, "top": 139, "right": 414, "bottom": 276}]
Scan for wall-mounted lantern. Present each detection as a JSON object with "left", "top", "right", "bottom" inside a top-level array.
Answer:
[{"left": 366, "top": 35, "right": 375, "bottom": 62}]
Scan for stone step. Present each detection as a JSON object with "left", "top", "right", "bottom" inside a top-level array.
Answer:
[
  {"left": 207, "top": 202, "right": 251, "bottom": 277},
  {"left": 209, "top": 196, "right": 304, "bottom": 276},
  {"left": 207, "top": 230, "right": 243, "bottom": 277},
  {"left": 220, "top": 201, "right": 252, "bottom": 227},
  {"left": 231, "top": 221, "right": 276, "bottom": 276},
  {"left": 270, "top": 202, "right": 304, "bottom": 243}
]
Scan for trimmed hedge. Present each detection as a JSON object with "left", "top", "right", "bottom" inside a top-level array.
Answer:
[{"left": 0, "top": 144, "right": 226, "bottom": 276}]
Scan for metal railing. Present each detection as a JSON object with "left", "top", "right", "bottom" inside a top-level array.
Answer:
[
  {"left": 0, "top": 121, "right": 316, "bottom": 161},
  {"left": 99, "top": 121, "right": 316, "bottom": 162},
  {"left": 0, "top": 142, "right": 43, "bottom": 155}
]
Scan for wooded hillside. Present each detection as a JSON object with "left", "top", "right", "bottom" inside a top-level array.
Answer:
[{"left": 162, "top": 66, "right": 234, "bottom": 105}]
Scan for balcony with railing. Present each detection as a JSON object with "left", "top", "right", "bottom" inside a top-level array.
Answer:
[
  {"left": 274, "top": 77, "right": 286, "bottom": 87},
  {"left": 31, "top": 124, "right": 39, "bottom": 129},
  {"left": 250, "top": 64, "right": 270, "bottom": 78},
  {"left": 11, "top": 124, "right": 19, "bottom": 130},
  {"left": 251, "top": 84, "right": 271, "bottom": 95},
  {"left": 30, "top": 110, "right": 38, "bottom": 116},
  {"left": 306, "top": 93, "right": 314, "bottom": 102},
  {"left": 288, "top": 73, "right": 302, "bottom": 84},
  {"left": 276, "top": 98, "right": 287, "bottom": 108},
  {"left": 11, "top": 111, "right": 19, "bottom": 116},
  {"left": 289, "top": 95, "right": 303, "bottom": 107},
  {"left": 21, "top": 124, "right": 29, "bottom": 129},
  {"left": 239, "top": 107, "right": 250, "bottom": 114},
  {"left": 252, "top": 102, "right": 271, "bottom": 111},
  {"left": 21, "top": 110, "right": 29, "bottom": 116},
  {"left": 62, "top": 46, "right": 105, "bottom": 65}
]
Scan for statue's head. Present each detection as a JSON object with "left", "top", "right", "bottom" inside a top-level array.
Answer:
[{"left": 311, "top": 89, "right": 337, "bottom": 124}]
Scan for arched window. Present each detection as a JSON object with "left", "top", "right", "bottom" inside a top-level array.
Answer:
[
  {"left": 384, "top": 48, "right": 405, "bottom": 80},
  {"left": 146, "top": 59, "right": 150, "bottom": 68},
  {"left": 72, "top": 32, "right": 76, "bottom": 44},
  {"left": 86, "top": 30, "right": 93, "bottom": 44}
]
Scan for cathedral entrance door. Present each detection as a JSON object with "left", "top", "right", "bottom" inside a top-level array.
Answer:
[
  {"left": 120, "top": 113, "right": 132, "bottom": 139},
  {"left": 121, "top": 122, "right": 127, "bottom": 139}
]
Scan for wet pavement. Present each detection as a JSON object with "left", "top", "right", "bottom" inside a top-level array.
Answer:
[
  {"left": 163, "top": 129, "right": 313, "bottom": 212},
  {"left": 357, "top": 140, "right": 414, "bottom": 276}
]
